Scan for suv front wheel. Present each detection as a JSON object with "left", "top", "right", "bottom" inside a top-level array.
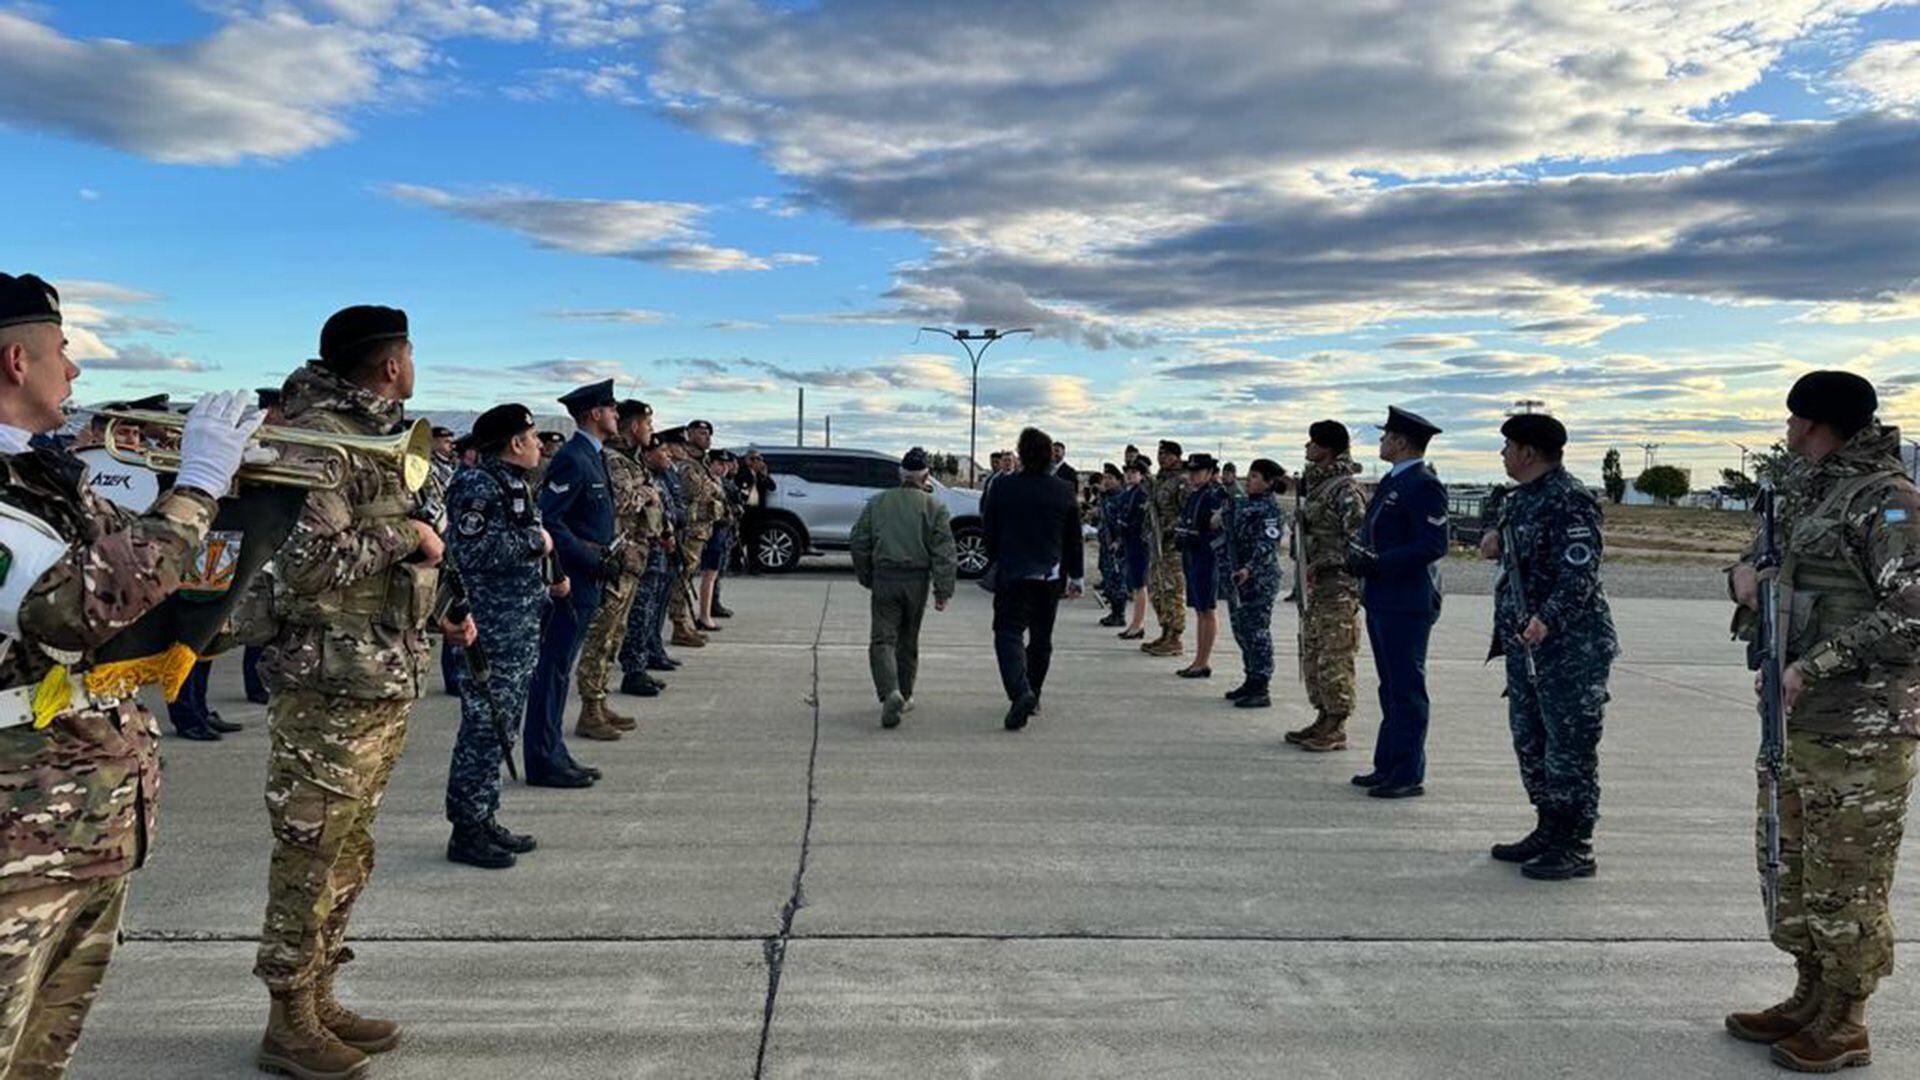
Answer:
[
  {"left": 752, "top": 519, "right": 804, "bottom": 573},
  {"left": 953, "top": 523, "right": 988, "bottom": 579}
]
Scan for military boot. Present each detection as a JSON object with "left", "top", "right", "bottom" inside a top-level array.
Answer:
[
  {"left": 671, "top": 625, "right": 708, "bottom": 648},
  {"left": 1521, "top": 816, "right": 1596, "bottom": 880},
  {"left": 447, "top": 825, "right": 516, "bottom": 869},
  {"left": 881, "top": 690, "right": 906, "bottom": 729},
  {"left": 1139, "top": 630, "right": 1167, "bottom": 654},
  {"left": 1770, "top": 992, "right": 1870, "bottom": 1072},
  {"left": 485, "top": 817, "right": 538, "bottom": 854},
  {"left": 1491, "top": 811, "right": 1553, "bottom": 864},
  {"left": 257, "top": 989, "right": 370, "bottom": 1079},
  {"left": 574, "top": 700, "right": 623, "bottom": 741},
  {"left": 1300, "top": 726, "right": 1348, "bottom": 751},
  {"left": 1224, "top": 679, "right": 1253, "bottom": 701},
  {"left": 602, "top": 699, "right": 637, "bottom": 732},
  {"left": 314, "top": 969, "right": 401, "bottom": 1054},
  {"left": 1233, "top": 678, "right": 1271, "bottom": 708},
  {"left": 621, "top": 670, "right": 662, "bottom": 697},
  {"left": 1145, "top": 634, "right": 1184, "bottom": 657},
  {"left": 1726, "top": 958, "right": 1827, "bottom": 1044},
  {"left": 1284, "top": 713, "right": 1327, "bottom": 744}
]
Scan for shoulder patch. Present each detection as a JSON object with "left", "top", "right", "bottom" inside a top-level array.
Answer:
[
  {"left": 547, "top": 481, "right": 571, "bottom": 494},
  {"left": 1265, "top": 524, "right": 1280, "bottom": 540},
  {"left": 1566, "top": 526, "right": 1593, "bottom": 539},
  {"left": 457, "top": 509, "right": 488, "bottom": 537},
  {"left": 1887, "top": 508, "right": 1910, "bottom": 524},
  {"left": 1565, "top": 543, "right": 1594, "bottom": 566}
]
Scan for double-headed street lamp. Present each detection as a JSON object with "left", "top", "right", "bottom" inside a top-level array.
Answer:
[{"left": 920, "top": 326, "right": 1032, "bottom": 486}]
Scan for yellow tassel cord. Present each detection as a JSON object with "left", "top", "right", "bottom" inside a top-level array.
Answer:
[
  {"left": 30, "top": 666, "right": 73, "bottom": 729},
  {"left": 84, "top": 643, "right": 202, "bottom": 703}
]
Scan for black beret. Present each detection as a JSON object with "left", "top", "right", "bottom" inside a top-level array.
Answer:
[
  {"left": 657, "top": 426, "right": 687, "bottom": 445},
  {"left": 1123, "top": 457, "right": 1148, "bottom": 474},
  {"left": 1308, "top": 420, "right": 1350, "bottom": 452},
  {"left": 452, "top": 433, "right": 474, "bottom": 454},
  {"left": 1787, "top": 371, "right": 1877, "bottom": 437},
  {"left": 123, "top": 393, "right": 171, "bottom": 412},
  {"left": 643, "top": 434, "right": 666, "bottom": 452},
  {"left": 539, "top": 430, "right": 565, "bottom": 444},
  {"left": 1159, "top": 439, "right": 1183, "bottom": 457},
  {"left": 1185, "top": 453, "right": 1218, "bottom": 472},
  {"left": 0, "top": 273, "right": 61, "bottom": 330},
  {"left": 1500, "top": 413, "right": 1567, "bottom": 453},
  {"left": 558, "top": 378, "right": 615, "bottom": 413},
  {"left": 255, "top": 387, "right": 282, "bottom": 410},
  {"left": 1102, "top": 462, "right": 1122, "bottom": 479},
  {"left": 900, "top": 446, "right": 929, "bottom": 471},
  {"left": 431, "top": 425, "right": 455, "bottom": 439},
  {"left": 319, "top": 305, "right": 408, "bottom": 369},
  {"left": 1248, "top": 458, "right": 1283, "bottom": 481},
  {"left": 617, "top": 398, "right": 653, "bottom": 422},
  {"left": 687, "top": 419, "right": 713, "bottom": 434},
  {"left": 473, "top": 403, "right": 535, "bottom": 449},
  {"left": 1380, "top": 405, "right": 1442, "bottom": 440}
]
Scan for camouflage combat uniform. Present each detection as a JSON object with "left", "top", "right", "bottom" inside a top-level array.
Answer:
[
  {"left": 669, "top": 454, "right": 725, "bottom": 638},
  {"left": 574, "top": 440, "right": 659, "bottom": 706},
  {"left": 1147, "top": 466, "right": 1188, "bottom": 640},
  {"left": 0, "top": 442, "right": 214, "bottom": 1077},
  {"left": 254, "top": 363, "right": 436, "bottom": 994},
  {"left": 1096, "top": 487, "right": 1130, "bottom": 616},
  {"left": 1226, "top": 487, "right": 1284, "bottom": 682},
  {"left": 1296, "top": 454, "right": 1367, "bottom": 732},
  {"left": 1736, "top": 423, "right": 1920, "bottom": 999},
  {"left": 622, "top": 459, "right": 683, "bottom": 678},
  {"left": 1491, "top": 466, "right": 1617, "bottom": 836},
  {"left": 443, "top": 455, "right": 547, "bottom": 828}
]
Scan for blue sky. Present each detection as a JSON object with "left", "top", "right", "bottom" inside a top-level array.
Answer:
[{"left": 4, "top": 1, "right": 1918, "bottom": 482}]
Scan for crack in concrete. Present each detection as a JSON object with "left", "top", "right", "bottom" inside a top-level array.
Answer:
[{"left": 754, "top": 581, "right": 831, "bottom": 1079}]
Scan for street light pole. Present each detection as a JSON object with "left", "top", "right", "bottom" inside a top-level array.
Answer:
[{"left": 920, "top": 326, "right": 1032, "bottom": 486}]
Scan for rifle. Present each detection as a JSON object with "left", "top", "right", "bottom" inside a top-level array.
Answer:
[
  {"left": 1748, "top": 478, "right": 1786, "bottom": 933},
  {"left": 1291, "top": 486, "right": 1308, "bottom": 682},
  {"left": 442, "top": 565, "right": 521, "bottom": 782},
  {"left": 1499, "top": 522, "right": 1541, "bottom": 696}
]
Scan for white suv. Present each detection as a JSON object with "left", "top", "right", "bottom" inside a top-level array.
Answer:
[{"left": 740, "top": 447, "right": 987, "bottom": 578}]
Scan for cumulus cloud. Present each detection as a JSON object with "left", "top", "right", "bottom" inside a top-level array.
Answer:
[
  {"left": 1837, "top": 39, "right": 1920, "bottom": 110},
  {"left": 546, "top": 307, "right": 666, "bottom": 324},
  {"left": 506, "top": 357, "right": 630, "bottom": 384},
  {"left": 81, "top": 344, "right": 208, "bottom": 372}
]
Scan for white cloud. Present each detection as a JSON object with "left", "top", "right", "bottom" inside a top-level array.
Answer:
[
  {"left": 81, "top": 344, "right": 208, "bottom": 373},
  {"left": 628, "top": 243, "right": 772, "bottom": 272},
  {"left": 546, "top": 307, "right": 667, "bottom": 324},
  {"left": 1384, "top": 334, "right": 1478, "bottom": 352},
  {"left": 1837, "top": 39, "right": 1920, "bottom": 110}
]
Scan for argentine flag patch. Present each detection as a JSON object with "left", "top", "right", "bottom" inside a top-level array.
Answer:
[{"left": 1887, "top": 508, "right": 1910, "bottom": 524}]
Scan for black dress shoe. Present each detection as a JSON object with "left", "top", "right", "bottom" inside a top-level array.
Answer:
[
  {"left": 1368, "top": 782, "right": 1425, "bottom": 799},
  {"left": 526, "top": 770, "right": 594, "bottom": 789},
  {"left": 1117, "top": 628, "right": 1145, "bottom": 640},
  {"left": 571, "top": 763, "right": 603, "bottom": 781},
  {"left": 646, "top": 658, "right": 679, "bottom": 672},
  {"left": 1175, "top": 665, "right": 1211, "bottom": 679},
  {"left": 1004, "top": 690, "right": 1038, "bottom": 731},
  {"left": 713, "top": 604, "right": 734, "bottom": 618},
  {"left": 621, "top": 671, "right": 661, "bottom": 697},
  {"left": 1350, "top": 772, "right": 1385, "bottom": 787},
  {"left": 696, "top": 620, "right": 722, "bottom": 632},
  {"left": 246, "top": 691, "right": 271, "bottom": 705},
  {"left": 207, "top": 711, "right": 244, "bottom": 734},
  {"left": 173, "top": 725, "right": 221, "bottom": 742}
]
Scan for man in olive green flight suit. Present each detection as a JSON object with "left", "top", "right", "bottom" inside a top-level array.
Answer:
[{"left": 850, "top": 447, "right": 957, "bottom": 729}]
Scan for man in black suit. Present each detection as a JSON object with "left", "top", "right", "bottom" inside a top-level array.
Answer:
[
  {"left": 1051, "top": 440, "right": 1077, "bottom": 487},
  {"left": 984, "top": 427, "right": 1085, "bottom": 730}
]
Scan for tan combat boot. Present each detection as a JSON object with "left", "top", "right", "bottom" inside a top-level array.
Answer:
[
  {"left": 1146, "top": 634, "right": 1184, "bottom": 657},
  {"left": 314, "top": 968, "right": 401, "bottom": 1054},
  {"left": 1770, "top": 991, "right": 1869, "bottom": 1072},
  {"left": 602, "top": 699, "right": 638, "bottom": 732},
  {"left": 258, "top": 988, "right": 370, "bottom": 1079},
  {"left": 574, "top": 699, "right": 624, "bottom": 741},
  {"left": 1301, "top": 719, "right": 1349, "bottom": 752},
  {"left": 1284, "top": 713, "right": 1328, "bottom": 745},
  {"left": 671, "top": 624, "right": 708, "bottom": 648},
  {"left": 1139, "top": 630, "right": 1166, "bottom": 654},
  {"left": 1726, "top": 958, "right": 1825, "bottom": 1044}
]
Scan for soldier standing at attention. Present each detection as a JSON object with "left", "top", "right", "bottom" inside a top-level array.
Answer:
[
  {"left": 1117, "top": 458, "right": 1153, "bottom": 640},
  {"left": 1288, "top": 421, "right": 1368, "bottom": 752},
  {"left": 669, "top": 422, "right": 724, "bottom": 649},
  {"left": 850, "top": 447, "right": 957, "bottom": 728},
  {"left": 525, "top": 380, "right": 618, "bottom": 788},
  {"left": 0, "top": 274, "right": 259, "bottom": 1078},
  {"left": 1478, "top": 414, "right": 1616, "bottom": 880},
  {"left": 1347, "top": 406, "right": 1448, "bottom": 800},
  {"left": 1142, "top": 440, "right": 1189, "bottom": 657},
  {"left": 443, "top": 404, "right": 568, "bottom": 869},
  {"left": 1224, "top": 459, "right": 1286, "bottom": 709},
  {"left": 1096, "top": 463, "right": 1129, "bottom": 627},
  {"left": 571, "top": 399, "right": 655, "bottom": 741},
  {"left": 620, "top": 433, "right": 680, "bottom": 693},
  {"left": 1174, "top": 454, "right": 1230, "bottom": 678},
  {"left": 254, "top": 305, "right": 476, "bottom": 1078},
  {"left": 1724, "top": 371, "right": 1919, "bottom": 1073}
]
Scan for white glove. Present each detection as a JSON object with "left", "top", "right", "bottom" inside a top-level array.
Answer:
[{"left": 175, "top": 389, "right": 266, "bottom": 497}]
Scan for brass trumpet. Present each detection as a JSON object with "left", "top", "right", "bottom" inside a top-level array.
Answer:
[{"left": 99, "top": 409, "right": 436, "bottom": 493}]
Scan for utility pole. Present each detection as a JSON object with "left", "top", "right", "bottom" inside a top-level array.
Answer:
[
  {"left": 825, "top": 415, "right": 832, "bottom": 448},
  {"left": 1640, "top": 442, "right": 1661, "bottom": 471},
  {"left": 1513, "top": 398, "right": 1545, "bottom": 415},
  {"left": 796, "top": 387, "right": 804, "bottom": 447},
  {"left": 920, "top": 326, "right": 1033, "bottom": 486}
]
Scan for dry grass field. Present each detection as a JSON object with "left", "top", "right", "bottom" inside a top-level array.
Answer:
[{"left": 1600, "top": 503, "right": 1754, "bottom": 557}]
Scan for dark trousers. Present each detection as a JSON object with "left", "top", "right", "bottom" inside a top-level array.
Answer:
[
  {"left": 1366, "top": 607, "right": 1435, "bottom": 785},
  {"left": 242, "top": 645, "right": 268, "bottom": 702},
  {"left": 440, "top": 638, "right": 463, "bottom": 695},
  {"left": 993, "top": 578, "right": 1062, "bottom": 703},
  {"left": 166, "top": 660, "right": 213, "bottom": 733},
  {"left": 524, "top": 582, "right": 599, "bottom": 780}
]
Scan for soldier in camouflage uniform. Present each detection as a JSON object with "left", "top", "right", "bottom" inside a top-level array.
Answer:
[
  {"left": 1724, "top": 372, "right": 1920, "bottom": 1073},
  {"left": 669, "top": 423, "right": 725, "bottom": 649},
  {"left": 623, "top": 431, "right": 686, "bottom": 683},
  {"left": 1479, "top": 414, "right": 1616, "bottom": 881},
  {"left": 1143, "top": 439, "right": 1188, "bottom": 657},
  {"left": 1289, "top": 421, "right": 1368, "bottom": 752},
  {"left": 572, "top": 400, "right": 656, "bottom": 740},
  {"left": 1095, "top": 464, "right": 1130, "bottom": 626},
  {"left": 1224, "top": 459, "right": 1286, "bottom": 709},
  {"left": 0, "top": 273, "right": 260, "bottom": 1079},
  {"left": 253, "top": 306, "right": 475, "bottom": 1079},
  {"left": 443, "top": 404, "right": 560, "bottom": 870}
]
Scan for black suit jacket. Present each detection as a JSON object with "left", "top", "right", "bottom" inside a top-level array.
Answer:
[
  {"left": 1053, "top": 462, "right": 1078, "bottom": 486},
  {"left": 983, "top": 471, "right": 1085, "bottom": 583}
]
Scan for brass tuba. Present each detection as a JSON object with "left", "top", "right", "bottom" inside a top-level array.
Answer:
[{"left": 99, "top": 409, "right": 436, "bottom": 493}]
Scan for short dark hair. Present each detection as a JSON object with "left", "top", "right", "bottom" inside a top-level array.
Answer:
[
  {"left": 1398, "top": 430, "right": 1433, "bottom": 454},
  {"left": 337, "top": 337, "right": 406, "bottom": 384},
  {"left": 1248, "top": 458, "right": 1284, "bottom": 483},
  {"left": 1017, "top": 427, "right": 1052, "bottom": 472}
]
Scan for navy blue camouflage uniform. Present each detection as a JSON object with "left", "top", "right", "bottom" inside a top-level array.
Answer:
[
  {"left": 1226, "top": 489, "right": 1285, "bottom": 681},
  {"left": 444, "top": 457, "right": 549, "bottom": 827},
  {"left": 623, "top": 462, "right": 685, "bottom": 676},
  {"left": 1097, "top": 488, "right": 1131, "bottom": 615},
  {"left": 1491, "top": 466, "right": 1618, "bottom": 834}
]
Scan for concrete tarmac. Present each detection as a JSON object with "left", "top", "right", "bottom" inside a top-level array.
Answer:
[{"left": 71, "top": 565, "right": 1919, "bottom": 1077}]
